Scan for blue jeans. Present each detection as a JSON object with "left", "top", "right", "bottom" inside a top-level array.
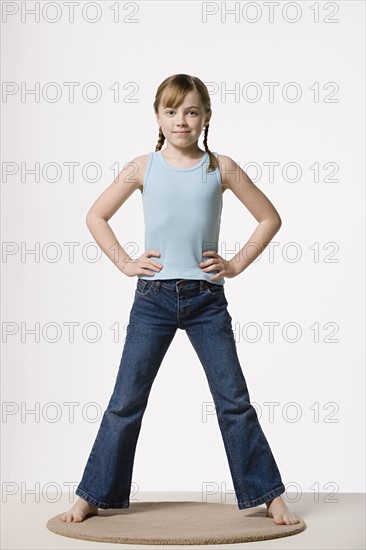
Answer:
[{"left": 75, "top": 278, "right": 286, "bottom": 510}]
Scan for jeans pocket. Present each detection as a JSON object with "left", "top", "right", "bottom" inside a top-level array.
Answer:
[
  {"left": 136, "top": 279, "right": 155, "bottom": 296},
  {"left": 206, "top": 282, "right": 225, "bottom": 296}
]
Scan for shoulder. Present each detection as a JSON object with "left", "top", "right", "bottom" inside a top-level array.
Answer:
[
  {"left": 124, "top": 154, "right": 150, "bottom": 193},
  {"left": 216, "top": 153, "right": 237, "bottom": 172},
  {"left": 128, "top": 153, "right": 150, "bottom": 175},
  {"left": 216, "top": 154, "right": 238, "bottom": 193}
]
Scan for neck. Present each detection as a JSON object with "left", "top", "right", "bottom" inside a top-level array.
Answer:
[{"left": 162, "top": 143, "right": 205, "bottom": 159}]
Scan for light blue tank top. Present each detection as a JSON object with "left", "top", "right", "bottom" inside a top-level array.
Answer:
[{"left": 138, "top": 150, "right": 224, "bottom": 285}]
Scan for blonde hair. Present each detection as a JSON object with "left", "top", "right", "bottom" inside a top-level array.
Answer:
[{"left": 153, "top": 74, "right": 219, "bottom": 173}]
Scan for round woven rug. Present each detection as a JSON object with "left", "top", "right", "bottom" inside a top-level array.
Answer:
[{"left": 47, "top": 501, "right": 306, "bottom": 545}]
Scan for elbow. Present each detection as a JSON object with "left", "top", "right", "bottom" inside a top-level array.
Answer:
[
  {"left": 259, "top": 216, "right": 282, "bottom": 230},
  {"left": 274, "top": 218, "right": 282, "bottom": 234},
  {"left": 86, "top": 212, "right": 99, "bottom": 229},
  {"left": 266, "top": 215, "right": 282, "bottom": 233},
  {"left": 85, "top": 212, "right": 92, "bottom": 229},
  {"left": 86, "top": 212, "right": 108, "bottom": 229},
  {"left": 270, "top": 212, "right": 282, "bottom": 229}
]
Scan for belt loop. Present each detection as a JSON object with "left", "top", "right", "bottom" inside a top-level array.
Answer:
[
  {"left": 155, "top": 280, "right": 161, "bottom": 291},
  {"left": 200, "top": 280, "right": 204, "bottom": 292}
]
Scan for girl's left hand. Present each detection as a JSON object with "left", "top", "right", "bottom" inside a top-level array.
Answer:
[{"left": 199, "top": 250, "right": 238, "bottom": 281}]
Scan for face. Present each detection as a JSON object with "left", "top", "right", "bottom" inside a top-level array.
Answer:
[{"left": 155, "top": 90, "right": 211, "bottom": 148}]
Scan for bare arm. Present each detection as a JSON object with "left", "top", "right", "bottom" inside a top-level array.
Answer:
[
  {"left": 218, "top": 154, "right": 282, "bottom": 277},
  {"left": 85, "top": 156, "right": 163, "bottom": 277}
]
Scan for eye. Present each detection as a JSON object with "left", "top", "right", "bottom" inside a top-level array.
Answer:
[{"left": 165, "top": 110, "right": 198, "bottom": 116}]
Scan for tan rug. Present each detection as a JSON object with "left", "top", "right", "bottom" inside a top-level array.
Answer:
[{"left": 46, "top": 501, "right": 306, "bottom": 545}]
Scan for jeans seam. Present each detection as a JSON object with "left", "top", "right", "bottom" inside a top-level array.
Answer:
[{"left": 136, "top": 285, "right": 154, "bottom": 296}]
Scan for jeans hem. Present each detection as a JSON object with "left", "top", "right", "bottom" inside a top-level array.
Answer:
[
  {"left": 75, "top": 487, "right": 130, "bottom": 510},
  {"left": 237, "top": 483, "right": 286, "bottom": 510}
]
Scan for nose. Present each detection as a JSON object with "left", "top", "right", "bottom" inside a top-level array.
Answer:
[{"left": 176, "top": 114, "right": 187, "bottom": 126}]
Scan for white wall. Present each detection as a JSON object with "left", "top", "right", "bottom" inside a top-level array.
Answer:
[{"left": 1, "top": 0, "right": 364, "bottom": 509}]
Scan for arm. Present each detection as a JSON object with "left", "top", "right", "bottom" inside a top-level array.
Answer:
[
  {"left": 200, "top": 154, "right": 282, "bottom": 280},
  {"left": 221, "top": 154, "right": 282, "bottom": 275},
  {"left": 85, "top": 155, "right": 163, "bottom": 277}
]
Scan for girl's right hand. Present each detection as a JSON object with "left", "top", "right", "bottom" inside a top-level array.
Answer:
[{"left": 123, "top": 250, "right": 163, "bottom": 278}]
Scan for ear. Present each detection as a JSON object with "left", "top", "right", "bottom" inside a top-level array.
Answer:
[{"left": 204, "top": 111, "right": 212, "bottom": 126}]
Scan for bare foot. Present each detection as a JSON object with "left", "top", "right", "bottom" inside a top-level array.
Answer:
[
  {"left": 265, "top": 496, "right": 302, "bottom": 525},
  {"left": 59, "top": 497, "right": 99, "bottom": 522}
]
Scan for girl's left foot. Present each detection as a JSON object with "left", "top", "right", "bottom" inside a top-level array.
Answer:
[{"left": 265, "top": 496, "right": 302, "bottom": 525}]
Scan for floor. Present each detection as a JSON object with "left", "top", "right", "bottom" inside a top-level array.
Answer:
[{"left": 1, "top": 492, "right": 365, "bottom": 549}]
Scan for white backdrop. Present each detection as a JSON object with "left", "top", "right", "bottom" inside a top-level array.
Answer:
[{"left": 1, "top": 0, "right": 365, "bottom": 511}]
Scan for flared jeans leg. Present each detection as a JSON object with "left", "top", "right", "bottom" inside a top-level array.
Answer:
[
  {"left": 75, "top": 284, "right": 177, "bottom": 509},
  {"left": 183, "top": 288, "right": 286, "bottom": 509}
]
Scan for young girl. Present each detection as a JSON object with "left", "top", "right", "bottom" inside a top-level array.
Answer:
[{"left": 61, "top": 74, "right": 301, "bottom": 526}]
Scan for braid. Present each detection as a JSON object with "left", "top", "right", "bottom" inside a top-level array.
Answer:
[
  {"left": 203, "top": 123, "right": 219, "bottom": 173},
  {"left": 155, "top": 127, "right": 165, "bottom": 152}
]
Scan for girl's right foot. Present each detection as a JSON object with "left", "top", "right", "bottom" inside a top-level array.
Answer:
[{"left": 59, "top": 497, "right": 99, "bottom": 522}]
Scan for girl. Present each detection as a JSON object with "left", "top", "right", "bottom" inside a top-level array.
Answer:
[{"left": 61, "top": 74, "right": 301, "bottom": 526}]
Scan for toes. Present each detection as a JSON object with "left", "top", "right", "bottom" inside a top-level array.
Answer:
[
  {"left": 276, "top": 514, "right": 291, "bottom": 525},
  {"left": 271, "top": 509, "right": 301, "bottom": 526},
  {"left": 287, "top": 514, "right": 299, "bottom": 525},
  {"left": 59, "top": 510, "right": 86, "bottom": 522},
  {"left": 73, "top": 516, "right": 83, "bottom": 522}
]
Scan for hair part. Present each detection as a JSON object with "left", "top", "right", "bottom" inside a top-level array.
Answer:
[{"left": 153, "top": 74, "right": 219, "bottom": 173}]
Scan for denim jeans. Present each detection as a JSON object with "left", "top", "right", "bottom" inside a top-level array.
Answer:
[{"left": 75, "top": 278, "right": 286, "bottom": 510}]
